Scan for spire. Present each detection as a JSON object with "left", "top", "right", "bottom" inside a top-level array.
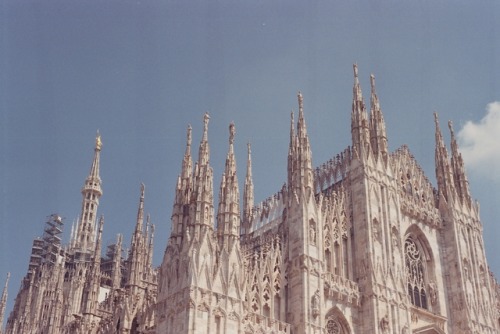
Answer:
[
  {"left": 95, "top": 215, "right": 104, "bottom": 260},
  {"left": 434, "top": 113, "right": 455, "bottom": 203},
  {"left": 192, "top": 112, "right": 214, "bottom": 228},
  {"left": 198, "top": 112, "right": 210, "bottom": 166},
  {"left": 111, "top": 234, "right": 122, "bottom": 290},
  {"left": 243, "top": 142, "right": 254, "bottom": 227},
  {"left": 297, "top": 92, "right": 308, "bottom": 139},
  {"left": 448, "top": 120, "right": 472, "bottom": 205},
  {"left": 94, "top": 215, "right": 104, "bottom": 264},
  {"left": 128, "top": 184, "right": 146, "bottom": 288},
  {"left": 75, "top": 132, "right": 103, "bottom": 254},
  {"left": 0, "top": 272, "right": 10, "bottom": 332},
  {"left": 353, "top": 63, "right": 362, "bottom": 102},
  {"left": 217, "top": 123, "right": 241, "bottom": 248},
  {"left": 135, "top": 183, "right": 146, "bottom": 234},
  {"left": 288, "top": 92, "right": 313, "bottom": 196},
  {"left": 288, "top": 111, "right": 296, "bottom": 191},
  {"left": 83, "top": 215, "right": 104, "bottom": 315},
  {"left": 182, "top": 125, "right": 193, "bottom": 181},
  {"left": 369, "top": 73, "right": 388, "bottom": 161},
  {"left": 146, "top": 215, "right": 155, "bottom": 281},
  {"left": 351, "top": 64, "right": 370, "bottom": 159}
]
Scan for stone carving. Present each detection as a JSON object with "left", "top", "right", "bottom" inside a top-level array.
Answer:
[
  {"left": 311, "top": 289, "right": 320, "bottom": 318},
  {"left": 429, "top": 281, "right": 438, "bottom": 306},
  {"left": 379, "top": 314, "right": 389, "bottom": 332}
]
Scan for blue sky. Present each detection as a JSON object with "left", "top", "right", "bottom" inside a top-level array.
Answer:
[{"left": 1, "top": 0, "right": 499, "bottom": 320}]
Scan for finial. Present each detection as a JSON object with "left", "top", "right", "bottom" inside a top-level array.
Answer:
[
  {"left": 187, "top": 124, "right": 192, "bottom": 147},
  {"left": 448, "top": 120, "right": 455, "bottom": 137},
  {"left": 140, "top": 182, "right": 145, "bottom": 198},
  {"left": 353, "top": 63, "right": 359, "bottom": 78},
  {"left": 434, "top": 112, "right": 439, "bottom": 126},
  {"left": 95, "top": 130, "right": 102, "bottom": 151},
  {"left": 229, "top": 122, "right": 236, "bottom": 145},
  {"left": 247, "top": 142, "right": 251, "bottom": 156}
]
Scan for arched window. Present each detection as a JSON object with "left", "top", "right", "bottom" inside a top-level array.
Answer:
[{"left": 405, "top": 237, "right": 428, "bottom": 309}]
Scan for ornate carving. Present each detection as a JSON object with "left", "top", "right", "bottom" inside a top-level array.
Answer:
[
  {"left": 379, "top": 314, "right": 389, "bottom": 333},
  {"left": 325, "top": 317, "right": 342, "bottom": 334},
  {"left": 311, "top": 289, "right": 320, "bottom": 318}
]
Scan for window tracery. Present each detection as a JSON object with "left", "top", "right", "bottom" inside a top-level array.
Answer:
[
  {"left": 326, "top": 318, "right": 342, "bottom": 334},
  {"left": 405, "top": 238, "right": 428, "bottom": 309}
]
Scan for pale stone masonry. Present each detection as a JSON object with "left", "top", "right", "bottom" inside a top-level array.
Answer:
[{"left": 3, "top": 65, "right": 500, "bottom": 333}]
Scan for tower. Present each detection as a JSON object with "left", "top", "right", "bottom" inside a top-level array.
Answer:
[
  {"left": 286, "top": 92, "right": 323, "bottom": 333},
  {"left": 435, "top": 114, "right": 498, "bottom": 333},
  {"left": 74, "top": 132, "right": 103, "bottom": 256}
]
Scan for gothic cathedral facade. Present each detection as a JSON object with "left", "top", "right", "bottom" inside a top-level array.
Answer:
[{"left": 3, "top": 65, "right": 500, "bottom": 334}]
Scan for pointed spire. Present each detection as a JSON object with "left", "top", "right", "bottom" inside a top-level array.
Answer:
[
  {"left": 288, "top": 92, "right": 313, "bottom": 196},
  {"left": 192, "top": 112, "right": 214, "bottom": 228},
  {"left": 127, "top": 184, "right": 147, "bottom": 289},
  {"left": 288, "top": 111, "right": 296, "bottom": 192},
  {"left": 353, "top": 63, "right": 362, "bottom": 102},
  {"left": 198, "top": 112, "right": 211, "bottom": 166},
  {"left": 297, "top": 92, "right": 308, "bottom": 139},
  {"left": 83, "top": 215, "right": 104, "bottom": 315},
  {"left": 243, "top": 142, "right": 254, "bottom": 226},
  {"left": 135, "top": 183, "right": 145, "bottom": 234},
  {"left": 217, "top": 123, "right": 241, "bottom": 248},
  {"left": 434, "top": 112, "right": 455, "bottom": 203},
  {"left": 182, "top": 125, "right": 193, "bottom": 180},
  {"left": 370, "top": 74, "right": 379, "bottom": 111},
  {"left": 111, "top": 234, "right": 122, "bottom": 290},
  {"left": 448, "top": 120, "right": 472, "bottom": 205},
  {"left": 95, "top": 215, "right": 104, "bottom": 260},
  {"left": 369, "top": 73, "right": 388, "bottom": 161},
  {"left": 75, "top": 133, "right": 103, "bottom": 253},
  {"left": 146, "top": 215, "right": 155, "bottom": 280},
  {"left": 351, "top": 64, "right": 370, "bottom": 158}
]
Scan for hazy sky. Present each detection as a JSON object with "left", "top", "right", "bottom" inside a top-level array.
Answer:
[{"left": 1, "top": 0, "right": 499, "bottom": 321}]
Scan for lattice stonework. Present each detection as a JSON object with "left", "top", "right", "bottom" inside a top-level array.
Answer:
[
  {"left": 405, "top": 238, "right": 428, "bottom": 309},
  {"left": 326, "top": 317, "right": 343, "bottom": 334}
]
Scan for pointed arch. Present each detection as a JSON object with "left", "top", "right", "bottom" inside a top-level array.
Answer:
[{"left": 404, "top": 225, "right": 436, "bottom": 311}]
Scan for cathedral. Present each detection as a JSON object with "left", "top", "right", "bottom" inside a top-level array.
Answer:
[{"left": 2, "top": 65, "right": 500, "bottom": 334}]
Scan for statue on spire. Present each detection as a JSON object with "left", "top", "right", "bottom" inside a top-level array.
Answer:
[
  {"left": 298, "top": 91, "right": 304, "bottom": 113},
  {"left": 187, "top": 124, "right": 192, "bottom": 147},
  {"left": 448, "top": 120, "right": 455, "bottom": 137},
  {"left": 204, "top": 112, "right": 210, "bottom": 133},
  {"left": 95, "top": 131, "right": 102, "bottom": 151},
  {"left": 229, "top": 122, "right": 236, "bottom": 145}
]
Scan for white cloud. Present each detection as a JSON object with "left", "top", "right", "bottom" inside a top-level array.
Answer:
[{"left": 458, "top": 102, "right": 500, "bottom": 182}]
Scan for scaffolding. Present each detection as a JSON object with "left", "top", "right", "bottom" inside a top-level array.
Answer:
[{"left": 41, "top": 214, "right": 64, "bottom": 265}]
